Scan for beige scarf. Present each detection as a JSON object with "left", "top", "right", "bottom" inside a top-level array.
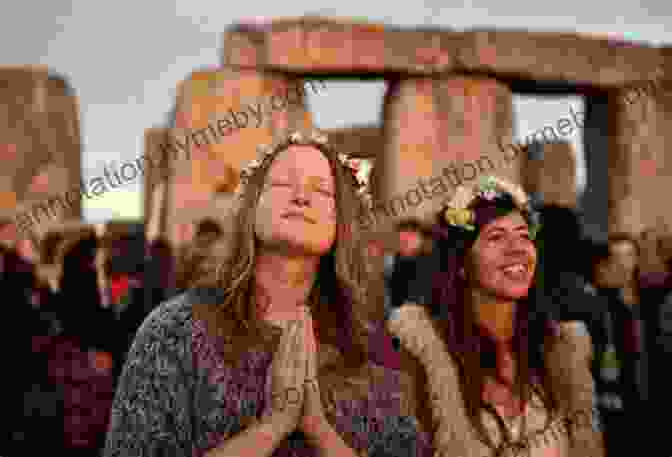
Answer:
[
  {"left": 386, "top": 304, "right": 483, "bottom": 457},
  {"left": 386, "top": 304, "right": 604, "bottom": 457}
]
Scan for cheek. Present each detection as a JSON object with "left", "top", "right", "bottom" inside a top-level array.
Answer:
[{"left": 476, "top": 261, "right": 502, "bottom": 288}]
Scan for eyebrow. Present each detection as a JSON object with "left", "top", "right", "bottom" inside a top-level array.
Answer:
[
  {"left": 484, "top": 225, "right": 530, "bottom": 234},
  {"left": 307, "top": 176, "right": 334, "bottom": 189},
  {"left": 309, "top": 176, "right": 330, "bottom": 185}
]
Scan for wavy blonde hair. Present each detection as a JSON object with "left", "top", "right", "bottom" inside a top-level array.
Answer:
[{"left": 192, "top": 130, "right": 380, "bottom": 366}]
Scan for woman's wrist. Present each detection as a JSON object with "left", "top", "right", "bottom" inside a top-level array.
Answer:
[
  {"left": 261, "top": 411, "right": 296, "bottom": 441},
  {"left": 303, "top": 417, "right": 336, "bottom": 447}
]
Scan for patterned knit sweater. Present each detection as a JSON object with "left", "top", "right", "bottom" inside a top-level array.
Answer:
[{"left": 103, "top": 289, "right": 433, "bottom": 457}]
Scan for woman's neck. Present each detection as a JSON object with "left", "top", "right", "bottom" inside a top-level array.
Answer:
[
  {"left": 472, "top": 291, "right": 517, "bottom": 344},
  {"left": 254, "top": 250, "right": 320, "bottom": 322}
]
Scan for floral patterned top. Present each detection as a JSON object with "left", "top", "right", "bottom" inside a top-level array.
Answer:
[{"left": 103, "top": 288, "right": 433, "bottom": 457}]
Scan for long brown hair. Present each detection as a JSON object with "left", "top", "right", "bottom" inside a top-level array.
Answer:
[
  {"left": 192, "top": 130, "right": 377, "bottom": 366},
  {"left": 431, "top": 192, "right": 559, "bottom": 452}
]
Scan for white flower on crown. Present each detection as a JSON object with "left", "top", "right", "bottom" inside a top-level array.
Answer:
[
  {"left": 256, "top": 144, "right": 273, "bottom": 157},
  {"left": 337, "top": 153, "right": 349, "bottom": 165},
  {"left": 310, "top": 131, "right": 329, "bottom": 145},
  {"left": 476, "top": 175, "right": 529, "bottom": 210},
  {"left": 289, "top": 131, "right": 304, "bottom": 143}
]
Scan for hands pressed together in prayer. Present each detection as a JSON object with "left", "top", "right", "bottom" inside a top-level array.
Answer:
[
  {"left": 207, "top": 304, "right": 358, "bottom": 457},
  {"left": 265, "top": 306, "right": 336, "bottom": 447}
]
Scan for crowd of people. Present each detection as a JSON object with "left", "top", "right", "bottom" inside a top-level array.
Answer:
[
  {"left": 4, "top": 130, "right": 672, "bottom": 457},
  {"left": 3, "top": 224, "right": 160, "bottom": 457}
]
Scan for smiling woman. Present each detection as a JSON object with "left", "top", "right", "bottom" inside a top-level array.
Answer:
[{"left": 386, "top": 175, "right": 605, "bottom": 457}]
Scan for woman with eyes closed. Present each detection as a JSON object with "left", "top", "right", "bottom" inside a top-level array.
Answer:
[
  {"left": 103, "top": 129, "right": 421, "bottom": 457},
  {"left": 387, "top": 176, "right": 605, "bottom": 457}
]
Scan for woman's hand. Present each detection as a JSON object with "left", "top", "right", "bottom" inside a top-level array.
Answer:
[
  {"left": 299, "top": 310, "right": 331, "bottom": 442},
  {"left": 265, "top": 315, "right": 308, "bottom": 436}
]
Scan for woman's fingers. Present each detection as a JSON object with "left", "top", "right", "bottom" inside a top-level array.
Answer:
[
  {"left": 291, "top": 318, "right": 307, "bottom": 385},
  {"left": 279, "top": 320, "right": 297, "bottom": 363},
  {"left": 305, "top": 313, "right": 318, "bottom": 380}
]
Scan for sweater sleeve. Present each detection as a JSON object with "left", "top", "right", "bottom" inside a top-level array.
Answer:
[
  {"left": 103, "top": 304, "right": 193, "bottom": 457},
  {"left": 550, "top": 321, "right": 606, "bottom": 457}
]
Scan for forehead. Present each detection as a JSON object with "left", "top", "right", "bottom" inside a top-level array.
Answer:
[
  {"left": 481, "top": 211, "right": 528, "bottom": 231},
  {"left": 268, "top": 145, "right": 333, "bottom": 179}
]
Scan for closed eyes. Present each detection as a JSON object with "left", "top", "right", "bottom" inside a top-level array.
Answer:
[
  {"left": 267, "top": 181, "right": 334, "bottom": 197},
  {"left": 486, "top": 231, "right": 530, "bottom": 242}
]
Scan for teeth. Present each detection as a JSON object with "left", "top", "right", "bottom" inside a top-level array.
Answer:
[{"left": 503, "top": 264, "right": 526, "bottom": 274}]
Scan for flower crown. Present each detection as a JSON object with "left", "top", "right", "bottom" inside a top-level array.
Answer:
[
  {"left": 443, "top": 175, "right": 541, "bottom": 240},
  {"left": 238, "top": 129, "right": 373, "bottom": 209}
]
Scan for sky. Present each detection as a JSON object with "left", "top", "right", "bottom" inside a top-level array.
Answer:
[{"left": 1, "top": 0, "right": 670, "bottom": 223}]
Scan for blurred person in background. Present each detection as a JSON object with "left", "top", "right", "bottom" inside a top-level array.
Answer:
[
  {"left": 58, "top": 233, "right": 114, "bottom": 351},
  {"left": 589, "top": 240, "right": 641, "bottom": 457},
  {"left": 389, "top": 219, "right": 439, "bottom": 309},
  {"left": 636, "top": 227, "right": 672, "bottom": 457},
  {"left": 144, "top": 236, "right": 177, "bottom": 308},
  {"left": 590, "top": 231, "right": 672, "bottom": 456},
  {"left": 387, "top": 219, "right": 434, "bottom": 310},
  {"left": 2, "top": 240, "right": 65, "bottom": 457},
  {"left": 535, "top": 204, "right": 612, "bottom": 380},
  {"left": 174, "top": 217, "right": 225, "bottom": 293},
  {"left": 105, "top": 230, "right": 146, "bottom": 378},
  {"left": 54, "top": 232, "right": 116, "bottom": 456},
  {"left": 104, "top": 129, "right": 416, "bottom": 457}
]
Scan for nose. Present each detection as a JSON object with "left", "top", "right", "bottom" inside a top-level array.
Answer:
[
  {"left": 291, "top": 182, "right": 311, "bottom": 207},
  {"left": 505, "top": 234, "right": 532, "bottom": 256}
]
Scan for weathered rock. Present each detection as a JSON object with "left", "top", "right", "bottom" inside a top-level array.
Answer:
[
  {"left": 143, "top": 127, "right": 170, "bottom": 232},
  {"left": 163, "top": 67, "right": 316, "bottom": 244},
  {"left": 523, "top": 141, "right": 577, "bottom": 208},
  {"left": 377, "top": 76, "right": 515, "bottom": 229},
  {"left": 607, "top": 80, "right": 670, "bottom": 237},
  {"left": 0, "top": 67, "right": 82, "bottom": 239},
  {"left": 324, "top": 124, "right": 382, "bottom": 159},
  {"left": 223, "top": 18, "right": 666, "bottom": 88}
]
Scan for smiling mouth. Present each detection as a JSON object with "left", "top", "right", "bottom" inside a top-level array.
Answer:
[
  {"left": 282, "top": 212, "right": 316, "bottom": 224},
  {"left": 501, "top": 262, "right": 532, "bottom": 280}
]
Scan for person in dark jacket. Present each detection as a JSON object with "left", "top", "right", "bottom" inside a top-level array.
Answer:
[
  {"left": 388, "top": 219, "right": 437, "bottom": 311},
  {"left": 144, "top": 237, "right": 177, "bottom": 308},
  {"left": 57, "top": 233, "right": 117, "bottom": 455},
  {"left": 58, "top": 234, "right": 114, "bottom": 351},
  {"left": 2, "top": 244, "right": 65, "bottom": 457}
]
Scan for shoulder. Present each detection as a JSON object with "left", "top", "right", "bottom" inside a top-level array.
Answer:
[
  {"left": 124, "top": 290, "right": 199, "bottom": 374},
  {"left": 135, "top": 289, "right": 195, "bottom": 341},
  {"left": 553, "top": 320, "right": 593, "bottom": 364},
  {"left": 546, "top": 321, "right": 597, "bottom": 412}
]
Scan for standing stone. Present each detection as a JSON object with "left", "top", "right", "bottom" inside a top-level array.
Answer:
[
  {"left": 0, "top": 67, "right": 82, "bottom": 241},
  {"left": 143, "top": 128, "right": 170, "bottom": 232},
  {"left": 324, "top": 125, "right": 382, "bottom": 159},
  {"left": 523, "top": 141, "right": 578, "bottom": 208},
  {"left": 164, "top": 67, "right": 315, "bottom": 245},
  {"left": 378, "top": 76, "right": 516, "bottom": 229},
  {"left": 607, "top": 78, "right": 671, "bottom": 237},
  {"left": 581, "top": 94, "right": 610, "bottom": 242}
]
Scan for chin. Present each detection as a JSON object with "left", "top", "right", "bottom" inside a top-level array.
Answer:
[
  {"left": 278, "top": 235, "right": 333, "bottom": 256},
  {"left": 497, "top": 285, "right": 532, "bottom": 300}
]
